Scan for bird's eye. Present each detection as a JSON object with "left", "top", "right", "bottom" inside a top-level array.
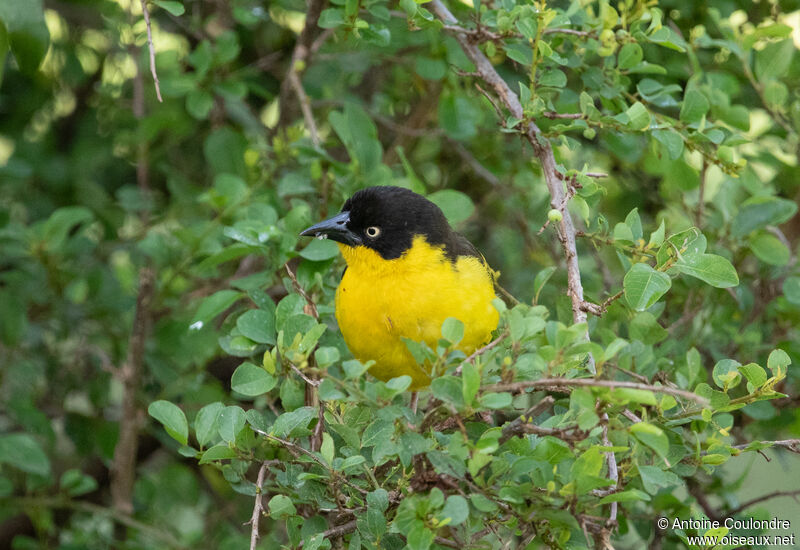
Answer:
[{"left": 365, "top": 226, "right": 381, "bottom": 238}]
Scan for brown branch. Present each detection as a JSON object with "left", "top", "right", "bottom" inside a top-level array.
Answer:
[
  {"left": 297, "top": 520, "right": 357, "bottom": 548},
  {"left": 454, "top": 330, "right": 509, "bottom": 375},
  {"left": 601, "top": 413, "right": 618, "bottom": 524},
  {"left": 542, "top": 111, "right": 584, "bottom": 119},
  {"left": 277, "top": 0, "right": 327, "bottom": 136},
  {"left": 111, "top": 38, "right": 156, "bottom": 521},
  {"left": 580, "top": 290, "right": 624, "bottom": 316},
  {"left": 139, "top": 0, "right": 163, "bottom": 102},
  {"left": 111, "top": 267, "right": 154, "bottom": 516},
  {"left": 248, "top": 461, "right": 272, "bottom": 550},
  {"left": 499, "top": 396, "right": 555, "bottom": 443},
  {"left": 483, "top": 378, "right": 710, "bottom": 406},
  {"left": 431, "top": 0, "right": 591, "bottom": 334},
  {"left": 732, "top": 439, "right": 800, "bottom": 454},
  {"left": 726, "top": 489, "right": 800, "bottom": 518},
  {"left": 285, "top": 264, "right": 319, "bottom": 321}
]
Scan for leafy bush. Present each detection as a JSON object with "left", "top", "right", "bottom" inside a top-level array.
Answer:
[{"left": 1, "top": 0, "right": 799, "bottom": 549}]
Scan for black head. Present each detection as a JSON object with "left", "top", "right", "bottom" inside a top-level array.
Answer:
[{"left": 300, "top": 186, "right": 453, "bottom": 260}]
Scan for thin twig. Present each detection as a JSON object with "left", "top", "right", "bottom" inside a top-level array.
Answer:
[
  {"left": 542, "top": 111, "right": 584, "bottom": 119},
  {"left": 454, "top": 330, "right": 509, "bottom": 375},
  {"left": 732, "top": 439, "right": 800, "bottom": 454},
  {"left": 431, "top": 0, "right": 593, "bottom": 341},
  {"left": 288, "top": 70, "right": 320, "bottom": 146},
  {"left": 483, "top": 377, "right": 710, "bottom": 406},
  {"left": 297, "top": 520, "right": 357, "bottom": 548},
  {"left": 248, "top": 461, "right": 272, "bottom": 550},
  {"left": 139, "top": 0, "right": 163, "bottom": 102},
  {"left": 285, "top": 263, "right": 319, "bottom": 321},
  {"left": 726, "top": 489, "right": 800, "bottom": 518},
  {"left": 601, "top": 413, "right": 618, "bottom": 524},
  {"left": 111, "top": 37, "right": 155, "bottom": 520},
  {"left": 499, "top": 396, "right": 555, "bottom": 443}
]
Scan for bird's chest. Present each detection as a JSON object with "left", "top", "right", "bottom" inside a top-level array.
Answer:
[{"left": 334, "top": 241, "right": 458, "bottom": 350}]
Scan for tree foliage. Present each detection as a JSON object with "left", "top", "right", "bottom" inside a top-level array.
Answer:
[{"left": 1, "top": 0, "right": 800, "bottom": 549}]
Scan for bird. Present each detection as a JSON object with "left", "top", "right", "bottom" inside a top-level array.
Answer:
[{"left": 300, "top": 186, "right": 500, "bottom": 390}]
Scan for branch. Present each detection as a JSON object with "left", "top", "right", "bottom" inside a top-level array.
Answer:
[
  {"left": 110, "top": 267, "right": 154, "bottom": 517},
  {"left": 483, "top": 377, "right": 710, "bottom": 406},
  {"left": 248, "top": 461, "right": 272, "bottom": 550},
  {"left": 733, "top": 439, "right": 800, "bottom": 455},
  {"left": 297, "top": 520, "right": 357, "bottom": 548},
  {"left": 111, "top": 39, "right": 155, "bottom": 519},
  {"left": 139, "top": 0, "right": 163, "bottom": 102},
  {"left": 726, "top": 489, "right": 800, "bottom": 518},
  {"left": 601, "top": 413, "right": 618, "bottom": 524},
  {"left": 499, "top": 396, "right": 555, "bottom": 443},
  {"left": 454, "top": 330, "right": 509, "bottom": 375},
  {"left": 430, "top": 0, "right": 591, "bottom": 334},
  {"left": 277, "top": 0, "right": 327, "bottom": 140}
]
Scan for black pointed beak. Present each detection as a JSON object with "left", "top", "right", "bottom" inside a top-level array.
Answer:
[{"left": 300, "top": 211, "right": 362, "bottom": 246}]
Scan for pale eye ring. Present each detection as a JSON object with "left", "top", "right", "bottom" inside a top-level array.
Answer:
[{"left": 365, "top": 226, "right": 381, "bottom": 238}]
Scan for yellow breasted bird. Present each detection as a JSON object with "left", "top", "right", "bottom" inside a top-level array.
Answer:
[{"left": 300, "top": 186, "right": 499, "bottom": 389}]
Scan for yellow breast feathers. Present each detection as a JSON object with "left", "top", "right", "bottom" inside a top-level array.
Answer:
[{"left": 335, "top": 236, "right": 499, "bottom": 389}]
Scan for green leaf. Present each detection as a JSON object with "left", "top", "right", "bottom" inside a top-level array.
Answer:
[
  {"left": 406, "top": 523, "right": 434, "bottom": 550},
  {"left": 767, "top": 349, "right": 791, "bottom": 376},
  {"left": 186, "top": 89, "right": 214, "bottom": 119},
  {"left": 617, "top": 43, "right": 643, "bottom": 70},
  {"left": 441, "top": 317, "right": 464, "bottom": 345},
  {"left": 320, "top": 432, "right": 335, "bottom": 465},
  {"left": 625, "top": 101, "right": 651, "bottom": 130},
  {"left": 439, "top": 495, "right": 469, "bottom": 526},
  {"left": 153, "top": 1, "right": 185, "bottom": 16},
  {"left": 623, "top": 263, "right": 671, "bottom": 311},
  {"left": 60, "top": 469, "right": 99, "bottom": 496},
  {"left": 738, "top": 363, "right": 767, "bottom": 389},
  {"left": 783, "top": 276, "right": 800, "bottom": 306},
  {"left": 478, "top": 392, "right": 512, "bottom": 409},
  {"left": 679, "top": 90, "right": 710, "bottom": 125},
  {"left": 273, "top": 406, "right": 317, "bottom": 438},
  {"left": 194, "top": 402, "right": 224, "bottom": 448},
  {"left": 428, "top": 189, "right": 475, "bottom": 226},
  {"left": 648, "top": 221, "right": 666, "bottom": 248},
  {"left": 148, "top": 400, "right": 189, "bottom": 445},
  {"left": 675, "top": 253, "right": 738, "bottom": 288},
  {"left": 732, "top": 196, "right": 798, "bottom": 238},
  {"left": 318, "top": 8, "right": 344, "bottom": 28},
  {"left": 268, "top": 495, "right": 297, "bottom": 518},
  {"left": 236, "top": 309, "right": 276, "bottom": 345},
  {"left": 462, "top": 362, "right": 480, "bottom": 406},
  {"left": 638, "top": 465, "right": 681, "bottom": 494},
  {"left": 598, "top": 488, "right": 651, "bottom": 504},
  {"left": 629, "top": 312, "right": 668, "bottom": 345},
  {"left": 299, "top": 238, "right": 340, "bottom": 261},
  {"left": 231, "top": 362, "right": 276, "bottom": 396},
  {"left": 630, "top": 422, "right": 669, "bottom": 459},
  {"left": 755, "top": 39, "right": 795, "bottom": 81},
  {"left": 748, "top": 232, "right": 790, "bottom": 266},
  {"left": 218, "top": 406, "right": 246, "bottom": 442},
  {"left": 198, "top": 444, "right": 237, "bottom": 464},
  {"left": 192, "top": 290, "right": 242, "bottom": 325},
  {"left": 328, "top": 104, "right": 382, "bottom": 174},
  {"left": 712, "top": 359, "right": 742, "bottom": 390},
  {"left": 0, "top": 433, "right": 50, "bottom": 476},
  {"left": 533, "top": 266, "right": 557, "bottom": 304},
  {"left": 0, "top": 0, "right": 50, "bottom": 74}
]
